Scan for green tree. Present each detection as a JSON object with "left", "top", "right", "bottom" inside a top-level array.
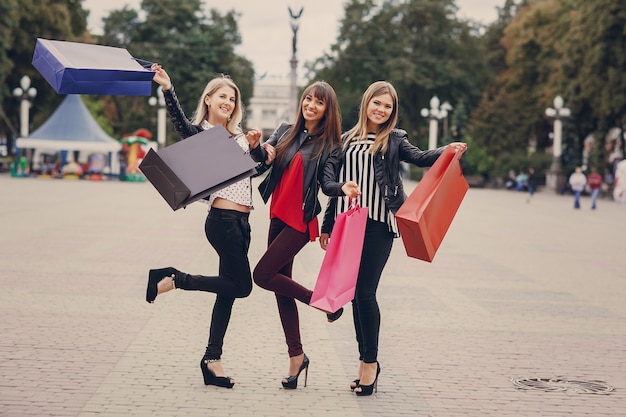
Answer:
[
  {"left": 558, "top": 0, "right": 626, "bottom": 172},
  {"left": 0, "top": 0, "right": 90, "bottom": 142},
  {"left": 470, "top": 0, "right": 626, "bottom": 179},
  {"left": 96, "top": 1, "right": 254, "bottom": 140},
  {"left": 309, "top": 0, "right": 488, "bottom": 149}
]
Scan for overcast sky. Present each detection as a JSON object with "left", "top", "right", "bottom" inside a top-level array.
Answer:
[{"left": 82, "top": 0, "right": 503, "bottom": 78}]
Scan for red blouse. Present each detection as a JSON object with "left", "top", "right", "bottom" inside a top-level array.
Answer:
[{"left": 270, "top": 152, "right": 319, "bottom": 241}]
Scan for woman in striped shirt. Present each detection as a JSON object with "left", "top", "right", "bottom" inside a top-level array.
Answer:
[{"left": 321, "top": 81, "right": 467, "bottom": 396}]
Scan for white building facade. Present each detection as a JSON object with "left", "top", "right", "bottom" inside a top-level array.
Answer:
[{"left": 245, "top": 75, "right": 293, "bottom": 139}]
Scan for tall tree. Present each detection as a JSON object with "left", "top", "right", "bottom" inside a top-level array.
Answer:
[
  {"left": 560, "top": 0, "right": 626, "bottom": 134},
  {"left": 0, "top": 0, "right": 90, "bottom": 141},
  {"left": 309, "top": 0, "right": 488, "bottom": 148},
  {"left": 471, "top": 0, "right": 626, "bottom": 175},
  {"left": 96, "top": 0, "right": 253, "bottom": 139}
]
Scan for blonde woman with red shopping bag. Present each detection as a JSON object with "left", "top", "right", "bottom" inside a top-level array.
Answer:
[{"left": 320, "top": 81, "right": 467, "bottom": 396}]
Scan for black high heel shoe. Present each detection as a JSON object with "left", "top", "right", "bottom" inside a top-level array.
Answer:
[
  {"left": 326, "top": 307, "right": 344, "bottom": 323},
  {"left": 146, "top": 267, "right": 178, "bottom": 303},
  {"left": 282, "top": 354, "right": 309, "bottom": 389},
  {"left": 355, "top": 362, "right": 380, "bottom": 396},
  {"left": 200, "top": 358, "right": 235, "bottom": 388}
]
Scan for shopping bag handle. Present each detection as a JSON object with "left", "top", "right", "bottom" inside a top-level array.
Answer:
[
  {"left": 348, "top": 198, "right": 361, "bottom": 210},
  {"left": 131, "top": 57, "right": 155, "bottom": 69}
]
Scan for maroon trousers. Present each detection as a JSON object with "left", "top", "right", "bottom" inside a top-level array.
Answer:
[{"left": 253, "top": 218, "right": 314, "bottom": 357}]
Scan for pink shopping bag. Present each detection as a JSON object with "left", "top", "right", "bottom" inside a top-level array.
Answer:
[{"left": 310, "top": 201, "right": 368, "bottom": 313}]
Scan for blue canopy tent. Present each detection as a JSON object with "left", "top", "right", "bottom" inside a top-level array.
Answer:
[{"left": 16, "top": 94, "right": 121, "bottom": 175}]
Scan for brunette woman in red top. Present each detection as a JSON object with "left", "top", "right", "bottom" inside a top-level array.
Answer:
[{"left": 250, "top": 81, "right": 360, "bottom": 389}]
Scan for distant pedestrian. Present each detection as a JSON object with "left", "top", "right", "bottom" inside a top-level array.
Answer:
[
  {"left": 505, "top": 169, "right": 517, "bottom": 190},
  {"left": 568, "top": 166, "right": 587, "bottom": 209},
  {"left": 527, "top": 167, "right": 537, "bottom": 202},
  {"left": 613, "top": 159, "right": 626, "bottom": 203},
  {"left": 515, "top": 170, "right": 527, "bottom": 191},
  {"left": 587, "top": 167, "right": 603, "bottom": 209}
]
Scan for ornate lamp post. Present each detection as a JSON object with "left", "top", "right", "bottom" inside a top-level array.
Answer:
[
  {"left": 441, "top": 101, "right": 453, "bottom": 138},
  {"left": 12, "top": 75, "right": 37, "bottom": 137},
  {"left": 148, "top": 86, "right": 166, "bottom": 149},
  {"left": 288, "top": 4, "right": 303, "bottom": 118},
  {"left": 420, "top": 96, "right": 448, "bottom": 150},
  {"left": 545, "top": 95, "right": 571, "bottom": 193}
]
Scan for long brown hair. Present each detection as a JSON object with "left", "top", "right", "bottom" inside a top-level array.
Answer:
[
  {"left": 191, "top": 74, "right": 243, "bottom": 135},
  {"left": 274, "top": 81, "right": 342, "bottom": 166},
  {"left": 344, "top": 81, "right": 399, "bottom": 155}
]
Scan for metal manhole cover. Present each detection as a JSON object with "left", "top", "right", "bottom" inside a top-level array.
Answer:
[{"left": 511, "top": 377, "right": 614, "bottom": 394}]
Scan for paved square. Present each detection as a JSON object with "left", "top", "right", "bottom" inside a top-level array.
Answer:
[{"left": 1, "top": 174, "right": 624, "bottom": 416}]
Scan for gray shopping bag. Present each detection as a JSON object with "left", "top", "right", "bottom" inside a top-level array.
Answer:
[{"left": 139, "top": 125, "right": 258, "bottom": 211}]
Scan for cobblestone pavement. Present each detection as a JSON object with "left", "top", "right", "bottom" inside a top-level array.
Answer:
[{"left": 1, "top": 174, "right": 625, "bottom": 417}]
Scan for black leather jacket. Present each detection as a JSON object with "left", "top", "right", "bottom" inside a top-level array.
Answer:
[
  {"left": 161, "top": 85, "right": 203, "bottom": 139},
  {"left": 321, "top": 129, "right": 445, "bottom": 234},
  {"left": 251, "top": 123, "right": 345, "bottom": 224}
]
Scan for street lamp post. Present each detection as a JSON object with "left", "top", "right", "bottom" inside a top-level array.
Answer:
[
  {"left": 441, "top": 101, "right": 453, "bottom": 138},
  {"left": 12, "top": 75, "right": 37, "bottom": 137},
  {"left": 420, "top": 96, "right": 448, "bottom": 150},
  {"left": 545, "top": 95, "right": 571, "bottom": 193},
  {"left": 288, "top": 4, "right": 303, "bottom": 118},
  {"left": 148, "top": 86, "right": 166, "bottom": 149}
]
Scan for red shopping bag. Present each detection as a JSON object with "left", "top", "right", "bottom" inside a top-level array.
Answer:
[
  {"left": 310, "top": 201, "right": 368, "bottom": 313},
  {"left": 395, "top": 146, "right": 468, "bottom": 262}
]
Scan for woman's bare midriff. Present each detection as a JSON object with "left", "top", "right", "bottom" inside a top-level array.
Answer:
[{"left": 211, "top": 197, "right": 250, "bottom": 213}]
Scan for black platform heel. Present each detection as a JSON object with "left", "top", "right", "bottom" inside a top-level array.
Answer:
[
  {"left": 355, "top": 362, "right": 380, "bottom": 396},
  {"left": 326, "top": 307, "right": 344, "bottom": 323},
  {"left": 281, "top": 354, "right": 309, "bottom": 389},
  {"left": 200, "top": 358, "right": 235, "bottom": 388},
  {"left": 146, "top": 267, "right": 178, "bottom": 303}
]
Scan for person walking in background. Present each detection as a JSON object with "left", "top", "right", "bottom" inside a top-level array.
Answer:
[
  {"left": 569, "top": 166, "right": 587, "bottom": 209},
  {"left": 320, "top": 81, "right": 467, "bottom": 396},
  {"left": 145, "top": 64, "right": 267, "bottom": 388},
  {"left": 527, "top": 167, "right": 537, "bottom": 202},
  {"left": 613, "top": 159, "right": 626, "bottom": 203},
  {"left": 505, "top": 169, "right": 517, "bottom": 190},
  {"left": 587, "top": 167, "right": 603, "bottom": 209},
  {"left": 515, "top": 170, "right": 528, "bottom": 191},
  {"left": 251, "top": 81, "right": 360, "bottom": 390}
]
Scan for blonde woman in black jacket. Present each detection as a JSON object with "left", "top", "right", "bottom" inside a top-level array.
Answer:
[
  {"left": 251, "top": 81, "right": 360, "bottom": 390},
  {"left": 321, "top": 81, "right": 467, "bottom": 396},
  {"left": 145, "top": 64, "right": 267, "bottom": 388}
]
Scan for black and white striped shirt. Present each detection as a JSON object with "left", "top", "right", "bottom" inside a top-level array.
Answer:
[{"left": 337, "top": 134, "right": 399, "bottom": 237}]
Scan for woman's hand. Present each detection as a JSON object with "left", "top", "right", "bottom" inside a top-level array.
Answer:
[
  {"left": 246, "top": 128, "right": 262, "bottom": 149},
  {"left": 319, "top": 233, "right": 330, "bottom": 250},
  {"left": 150, "top": 63, "right": 172, "bottom": 91},
  {"left": 341, "top": 181, "right": 360, "bottom": 199},
  {"left": 263, "top": 143, "right": 276, "bottom": 165},
  {"left": 447, "top": 142, "right": 468, "bottom": 154}
]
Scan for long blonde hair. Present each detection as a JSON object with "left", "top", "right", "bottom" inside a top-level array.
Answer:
[
  {"left": 344, "top": 81, "right": 399, "bottom": 155},
  {"left": 191, "top": 74, "right": 243, "bottom": 134}
]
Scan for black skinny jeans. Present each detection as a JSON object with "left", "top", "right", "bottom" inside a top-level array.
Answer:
[
  {"left": 253, "top": 218, "right": 313, "bottom": 357},
  {"left": 175, "top": 208, "right": 253, "bottom": 360},
  {"left": 352, "top": 218, "right": 394, "bottom": 364}
]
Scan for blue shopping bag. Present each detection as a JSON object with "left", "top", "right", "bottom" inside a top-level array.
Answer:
[{"left": 32, "top": 38, "right": 154, "bottom": 96}]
